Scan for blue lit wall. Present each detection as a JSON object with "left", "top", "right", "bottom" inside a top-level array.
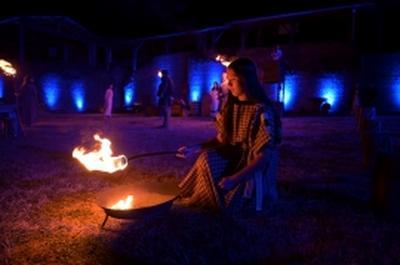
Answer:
[
  {"left": 392, "top": 77, "right": 400, "bottom": 109},
  {"left": 188, "top": 59, "right": 225, "bottom": 102},
  {"left": 71, "top": 81, "right": 86, "bottom": 112},
  {"left": 281, "top": 74, "right": 299, "bottom": 111},
  {"left": 139, "top": 54, "right": 189, "bottom": 107},
  {"left": 188, "top": 59, "right": 202, "bottom": 101},
  {"left": 389, "top": 64, "right": 400, "bottom": 111},
  {"left": 38, "top": 71, "right": 118, "bottom": 112},
  {"left": 361, "top": 53, "right": 400, "bottom": 113},
  {"left": 316, "top": 73, "right": 345, "bottom": 113},
  {"left": 206, "top": 63, "right": 225, "bottom": 92},
  {"left": 41, "top": 74, "right": 61, "bottom": 110},
  {"left": 272, "top": 72, "right": 350, "bottom": 114},
  {"left": 0, "top": 77, "right": 4, "bottom": 98}
]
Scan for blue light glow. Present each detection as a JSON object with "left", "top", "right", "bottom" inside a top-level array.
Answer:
[
  {"left": 317, "top": 74, "right": 344, "bottom": 113},
  {"left": 391, "top": 78, "right": 400, "bottom": 109},
  {"left": 390, "top": 68, "right": 400, "bottom": 110},
  {"left": 41, "top": 74, "right": 61, "bottom": 110},
  {"left": 282, "top": 74, "right": 298, "bottom": 111},
  {"left": 71, "top": 81, "right": 85, "bottom": 112},
  {"left": 207, "top": 63, "right": 224, "bottom": 92},
  {"left": 188, "top": 62, "right": 202, "bottom": 102},
  {"left": 0, "top": 77, "right": 4, "bottom": 98},
  {"left": 188, "top": 60, "right": 225, "bottom": 102},
  {"left": 191, "top": 88, "right": 200, "bottom": 102},
  {"left": 124, "top": 81, "right": 135, "bottom": 107}
]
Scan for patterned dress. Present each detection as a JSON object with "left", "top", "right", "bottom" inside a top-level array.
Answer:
[{"left": 178, "top": 99, "right": 281, "bottom": 212}]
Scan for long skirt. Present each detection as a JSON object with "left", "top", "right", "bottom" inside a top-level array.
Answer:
[{"left": 178, "top": 145, "right": 245, "bottom": 212}]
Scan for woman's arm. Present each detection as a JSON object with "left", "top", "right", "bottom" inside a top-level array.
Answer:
[
  {"left": 176, "top": 134, "right": 223, "bottom": 159},
  {"left": 218, "top": 150, "right": 268, "bottom": 190}
]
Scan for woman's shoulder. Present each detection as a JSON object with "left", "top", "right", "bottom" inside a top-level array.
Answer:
[{"left": 258, "top": 101, "right": 281, "bottom": 122}]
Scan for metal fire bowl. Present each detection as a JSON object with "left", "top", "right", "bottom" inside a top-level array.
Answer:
[{"left": 97, "top": 182, "right": 179, "bottom": 226}]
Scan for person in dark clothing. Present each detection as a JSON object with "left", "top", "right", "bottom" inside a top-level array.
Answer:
[
  {"left": 15, "top": 75, "right": 38, "bottom": 127},
  {"left": 157, "top": 70, "right": 174, "bottom": 128},
  {"left": 355, "top": 85, "right": 379, "bottom": 169}
]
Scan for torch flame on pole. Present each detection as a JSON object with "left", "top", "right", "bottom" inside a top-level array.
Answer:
[
  {"left": 215, "top": 55, "right": 231, "bottom": 67},
  {"left": 111, "top": 195, "right": 134, "bottom": 209},
  {"left": 72, "top": 134, "right": 128, "bottom": 173},
  {"left": 0, "top": 59, "right": 17, "bottom": 77}
]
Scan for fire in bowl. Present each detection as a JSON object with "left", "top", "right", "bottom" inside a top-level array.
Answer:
[{"left": 97, "top": 182, "right": 180, "bottom": 227}]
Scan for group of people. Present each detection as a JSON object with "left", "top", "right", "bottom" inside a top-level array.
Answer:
[
  {"left": 102, "top": 70, "right": 174, "bottom": 129},
  {"left": 10, "top": 58, "right": 282, "bottom": 216},
  {"left": 107, "top": 59, "right": 282, "bottom": 215}
]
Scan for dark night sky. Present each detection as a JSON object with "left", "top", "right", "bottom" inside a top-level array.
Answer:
[{"left": 0, "top": 0, "right": 376, "bottom": 39}]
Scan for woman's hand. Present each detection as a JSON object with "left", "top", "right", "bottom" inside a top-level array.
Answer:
[
  {"left": 218, "top": 177, "right": 236, "bottom": 191},
  {"left": 176, "top": 144, "right": 200, "bottom": 159}
]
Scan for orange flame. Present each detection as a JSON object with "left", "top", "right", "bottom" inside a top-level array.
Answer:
[
  {"left": 215, "top": 55, "right": 231, "bottom": 67},
  {"left": 72, "top": 134, "right": 128, "bottom": 173},
  {"left": 111, "top": 195, "right": 134, "bottom": 209},
  {"left": 0, "top": 59, "right": 17, "bottom": 77}
]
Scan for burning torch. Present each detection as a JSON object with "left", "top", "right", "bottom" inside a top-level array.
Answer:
[{"left": 0, "top": 59, "right": 17, "bottom": 77}]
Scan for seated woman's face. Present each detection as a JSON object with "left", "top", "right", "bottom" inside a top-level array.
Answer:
[{"left": 226, "top": 68, "right": 247, "bottom": 100}]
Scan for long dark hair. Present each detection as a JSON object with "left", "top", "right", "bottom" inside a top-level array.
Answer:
[
  {"left": 227, "top": 57, "right": 269, "bottom": 104},
  {"left": 220, "top": 58, "right": 273, "bottom": 143}
]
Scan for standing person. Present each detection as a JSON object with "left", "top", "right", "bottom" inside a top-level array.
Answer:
[
  {"left": 210, "top": 81, "right": 221, "bottom": 118},
  {"left": 15, "top": 74, "right": 38, "bottom": 127},
  {"left": 177, "top": 58, "right": 282, "bottom": 214},
  {"left": 157, "top": 70, "right": 174, "bottom": 128},
  {"left": 351, "top": 87, "right": 361, "bottom": 122},
  {"left": 219, "top": 72, "right": 229, "bottom": 110},
  {"left": 273, "top": 45, "right": 283, "bottom": 103},
  {"left": 357, "top": 85, "right": 378, "bottom": 169},
  {"left": 179, "top": 83, "right": 191, "bottom": 117},
  {"left": 103, "top": 83, "right": 114, "bottom": 131}
]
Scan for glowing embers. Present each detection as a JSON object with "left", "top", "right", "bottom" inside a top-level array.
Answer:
[
  {"left": 72, "top": 134, "right": 128, "bottom": 173},
  {"left": 111, "top": 195, "right": 134, "bottom": 210},
  {"left": 97, "top": 183, "right": 180, "bottom": 227}
]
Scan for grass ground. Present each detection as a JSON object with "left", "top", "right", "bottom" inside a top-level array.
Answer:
[{"left": 0, "top": 114, "right": 399, "bottom": 265}]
